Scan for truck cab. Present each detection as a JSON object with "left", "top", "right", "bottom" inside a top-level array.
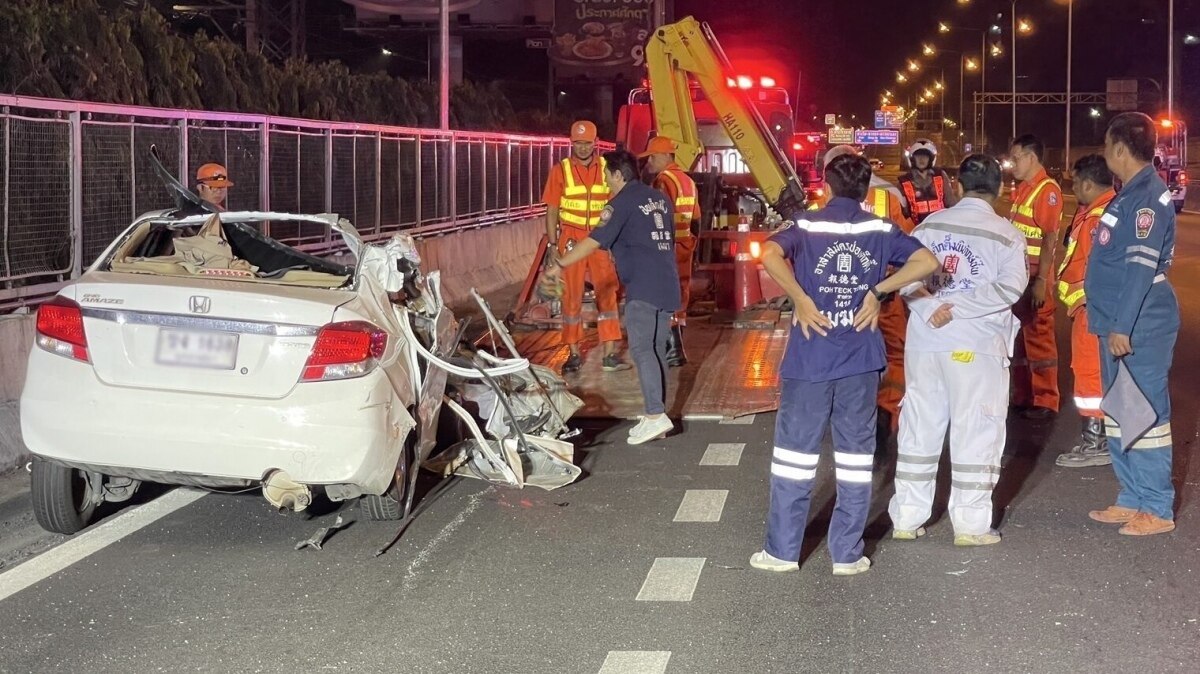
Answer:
[
  {"left": 617, "top": 78, "right": 795, "bottom": 179},
  {"left": 1155, "top": 118, "right": 1188, "bottom": 214}
]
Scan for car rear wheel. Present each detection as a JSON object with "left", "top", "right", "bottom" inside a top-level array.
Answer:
[
  {"left": 361, "top": 432, "right": 418, "bottom": 522},
  {"left": 31, "top": 458, "right": 99, "bottom": 534}
]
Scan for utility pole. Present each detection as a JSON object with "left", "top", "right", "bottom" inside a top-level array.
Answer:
[
  {"left": 1065, "top": 0, "right": 1073, "bottom": 170},
  {"left": 439, "top": 0, "right": 450, "bottom": 130},
  {"left": 1168, "top": 0, "right": 1175, "bottom": 120},
  {"left": 1011, "top": 0, "right": 1017, "bottom": 140}
]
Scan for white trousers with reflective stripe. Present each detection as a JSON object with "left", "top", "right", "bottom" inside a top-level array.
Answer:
[{"left": 889, "top": 351, "right": 1010, "bottom": 535}]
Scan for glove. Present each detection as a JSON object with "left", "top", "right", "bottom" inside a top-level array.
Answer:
[{"left": 537, "top": 272, "right": 564, "bottom": 300}]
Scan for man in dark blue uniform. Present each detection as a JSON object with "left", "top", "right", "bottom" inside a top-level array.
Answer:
[
  {"left": 750, "top": 154, "right": 938, "bottom": 575},
  {"left": 1085, "top": 112, "right": 1180, "bottom": 536},
  {"left": 544, "top": 149, "right": 681, "bottom": 445}
]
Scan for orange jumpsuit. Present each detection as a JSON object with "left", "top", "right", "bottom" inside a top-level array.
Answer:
[
  {"left": 541, "top": 156, "right": 621, "bottom": 346},
  {"left": 651, "top": 163, "right": 700, "bottom": 326},
  {"left": 866, "top": 187, "right": 915, "bottom": 426},
  {"left": 1056, "top": 189, "right": 1115, "bottom": 419},
  {"left": 1008, "top": 169, "right": 1063, "bottom": 412}
]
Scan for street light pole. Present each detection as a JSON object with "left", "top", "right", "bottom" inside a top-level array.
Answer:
[
  {"left": 1066, "top": 0, "right": 1073, "bottom": 170},
  {"left": 439, "top": 0, "right": 450, "bottom": 130},
  {"left": 1011, "top": 0, "right": 1017, "bottom": 139},
  {"left": 981, "top": 33, "right": 987, "bottom": 151},
  {"left": 1168, "top": 0, "right": 1174, "bottom": 119},
  {"left": 959, "top": 57, "right": 965, "bottom": 147}
]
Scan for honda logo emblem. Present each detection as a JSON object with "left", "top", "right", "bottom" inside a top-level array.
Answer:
[{"left": 189, "top": 296, "right": 212, "bottom": 314}]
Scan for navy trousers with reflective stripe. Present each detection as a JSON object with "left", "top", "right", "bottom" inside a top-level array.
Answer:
[
  {"left": 1099, "top": 293, "right": 1178, "bottom": 520},
  {"left": 765, "top": 373, "right": 878, "bottom": 564}
]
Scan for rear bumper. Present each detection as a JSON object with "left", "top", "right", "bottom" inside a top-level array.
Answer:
[{"left": 19, "top": 348, "right": 414, "bottom": 495}]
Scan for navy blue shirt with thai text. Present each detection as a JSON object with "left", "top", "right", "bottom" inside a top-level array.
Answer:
[
  {"left": 589, "top": 180, "right": 681, "bottom": 312},
  {"left": 769, "top": 197, "right": 926, "bottom": 382}
]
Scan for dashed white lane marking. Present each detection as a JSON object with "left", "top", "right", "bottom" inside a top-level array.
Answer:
[
  {"left": 636, "top": 557, "right": 706, "bottom": 601},
  {"left": 720, "top": 414, "right": 757, "bottom": 425},
  {"left": 0, "top": 488, "right": 207, "bottom": 603},
  {"left": 598, "top": 651, "right": 672, "bottom": 674},
  {"left": 699, "top": 442, "right": 744, "bottom": 466},
  {"left": 673, "top": 490, "right": 728, "bottom": 523}
]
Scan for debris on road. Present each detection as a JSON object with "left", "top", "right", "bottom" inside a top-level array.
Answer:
[{"left": 295, "top": 515, "right": 350, "bottom": 551}]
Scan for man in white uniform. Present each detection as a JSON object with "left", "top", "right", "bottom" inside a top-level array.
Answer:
[{"left": 888, "top": 154, "right": 1028, "bottom": 546}]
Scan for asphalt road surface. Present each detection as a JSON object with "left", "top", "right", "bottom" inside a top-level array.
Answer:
[{"left": 0, "top": 209, "right": 1197, "bottom": 674}]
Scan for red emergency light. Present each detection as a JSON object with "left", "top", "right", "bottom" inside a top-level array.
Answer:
[{"left": 724, "top": 75, "right": 781, "bottom": 90}]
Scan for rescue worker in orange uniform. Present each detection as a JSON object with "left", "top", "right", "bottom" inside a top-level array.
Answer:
[
  {"left": 1055, "top": 155, "right": 1116, "bottom": 468},
  {"left": 821, "top": 145, "right": 914, "bottom": 429},
  {"left": 196, "top": 163, "right": 233, "bottom": 210},
  {"left": 1007, "top": 134, "right": 1063, "bottom": 419},
  {"left": 897, "top": 139, "right": 957, "bottom": 225},
  {"left": 541, "top": 121, "right": 628, "bottom": 374},
  {"left": 640, "top": 136, "right": 699, "bottom": 367}
]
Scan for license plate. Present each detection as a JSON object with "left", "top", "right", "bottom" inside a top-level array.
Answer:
[{"left": 155, "top": 329, "right": 239, "bottom": 370}]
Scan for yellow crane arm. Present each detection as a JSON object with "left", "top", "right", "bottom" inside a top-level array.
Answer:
[{"left": 644, "top": 16, "right": 808, "bottom": 215}]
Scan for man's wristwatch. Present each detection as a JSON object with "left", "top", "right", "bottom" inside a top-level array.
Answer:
[{"left": 871, "top": 286, "right": 889, "bottom": 301}]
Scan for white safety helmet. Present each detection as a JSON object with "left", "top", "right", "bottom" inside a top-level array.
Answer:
[
  {"left": 821, "top": 144, "right": 860, "bottom": 171},
  {"left": 906, "top": 139, "right": 938, "bottom": 166}
]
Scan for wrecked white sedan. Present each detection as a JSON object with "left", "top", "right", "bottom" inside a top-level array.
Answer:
[{"left": 21, "top": 204, "right": 582, "bottom": 535}]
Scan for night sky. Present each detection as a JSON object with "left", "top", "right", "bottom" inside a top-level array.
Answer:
[
  {"left": 678, "top": 0, "right": 1200, "bottom": 147},
  {"left": 298, "top": 0, "right": 1199, "bottom": 149}
]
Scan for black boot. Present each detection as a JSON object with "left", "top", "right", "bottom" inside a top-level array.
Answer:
[
  {"left": 1055, "top": 417, "right": 1111, "bottom": 468},
  {"left": 665, "top": 324, "right": 688, "bottom": 367}
]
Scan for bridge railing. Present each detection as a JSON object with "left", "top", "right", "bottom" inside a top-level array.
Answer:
[{"left": 0, "top": 94, "right": 594, "bottom": 309}]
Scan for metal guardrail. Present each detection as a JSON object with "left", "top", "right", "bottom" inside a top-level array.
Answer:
[{"left": 0, "top": 94, "right": 601, "bottom": 309}]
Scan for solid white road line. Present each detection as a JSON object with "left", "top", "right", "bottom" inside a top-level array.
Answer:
[
  {"left": 720, "top": 414, "right": 756, "bottom": 425},
  {"left": 0, "top": 488, "right": 207, "bottom": 603},
  {"left": 635, "top": 557, "right": 706, "bottom": 602},
  {"left": 699, "top": 442, "right": 744, "bottom": 466},
  {"left": 598, "top": 651, "right": 672, "bottom": 674},
  {"left": 672, "top": 490, "right": 728, "bottom": 523}
]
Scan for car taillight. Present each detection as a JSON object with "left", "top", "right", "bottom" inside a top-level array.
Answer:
[
  {"left": 301, "top": 321, "right": 387, "bottom": 382},
  {"left": 35, "top": 296, "right": 89, "bottom": 362}
]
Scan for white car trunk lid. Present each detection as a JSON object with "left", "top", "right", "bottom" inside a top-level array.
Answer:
[{"left": 72, "top": 273, "right": 354, "bottom": 399}]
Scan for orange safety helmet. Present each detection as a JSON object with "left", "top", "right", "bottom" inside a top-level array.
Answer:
[
  {"left": 569, "top": 120, "right": 598, "bottom": 143},
  {"left": 196, "top": 163, "right": 234, "bottom": 188},
  {"left": 637, "top": 135, "right": 679, "bottom": 158}
]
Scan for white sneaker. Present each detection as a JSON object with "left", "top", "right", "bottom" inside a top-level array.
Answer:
[
  {"left": 627, "top": 416, "right": 647, "bottom": 437},
  {"left": 832, "top": 556, "right": 871, "bottom": 576},
  {"left": 628, "top": 415, "right": 673, "bottom": 445},
  {"left": 749, "top": 550, "right": 798, "bottom": 572},
  {"left": 892, "top": 526, "right": 927, "bottom": 541},
  {"left": 954, "top": 529, "right": 1002, "bottom": 547}
]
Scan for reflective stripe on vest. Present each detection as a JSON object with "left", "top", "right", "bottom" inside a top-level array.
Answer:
[
  {"left": 899, "top": 175, "right": 946, "bottom": 221},
  {"left": 1055, "top": 203, "right": 1106, "bottom": 310},
  {"left": 862, "top": 188, "right": 890, "bottom": 218},
  {"left": 1010, "top": 177, "right": 1056, "bottom": 261},
  {"left": 660, "top": 168, "right": 699, "bottom": 238},
  {"left": 558, "top": 157, "right": 610, "bottom": 228}
]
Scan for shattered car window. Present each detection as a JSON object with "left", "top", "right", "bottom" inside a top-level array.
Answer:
[{"left": 106, "top": 215, "right": 354, "bottom": 288}]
